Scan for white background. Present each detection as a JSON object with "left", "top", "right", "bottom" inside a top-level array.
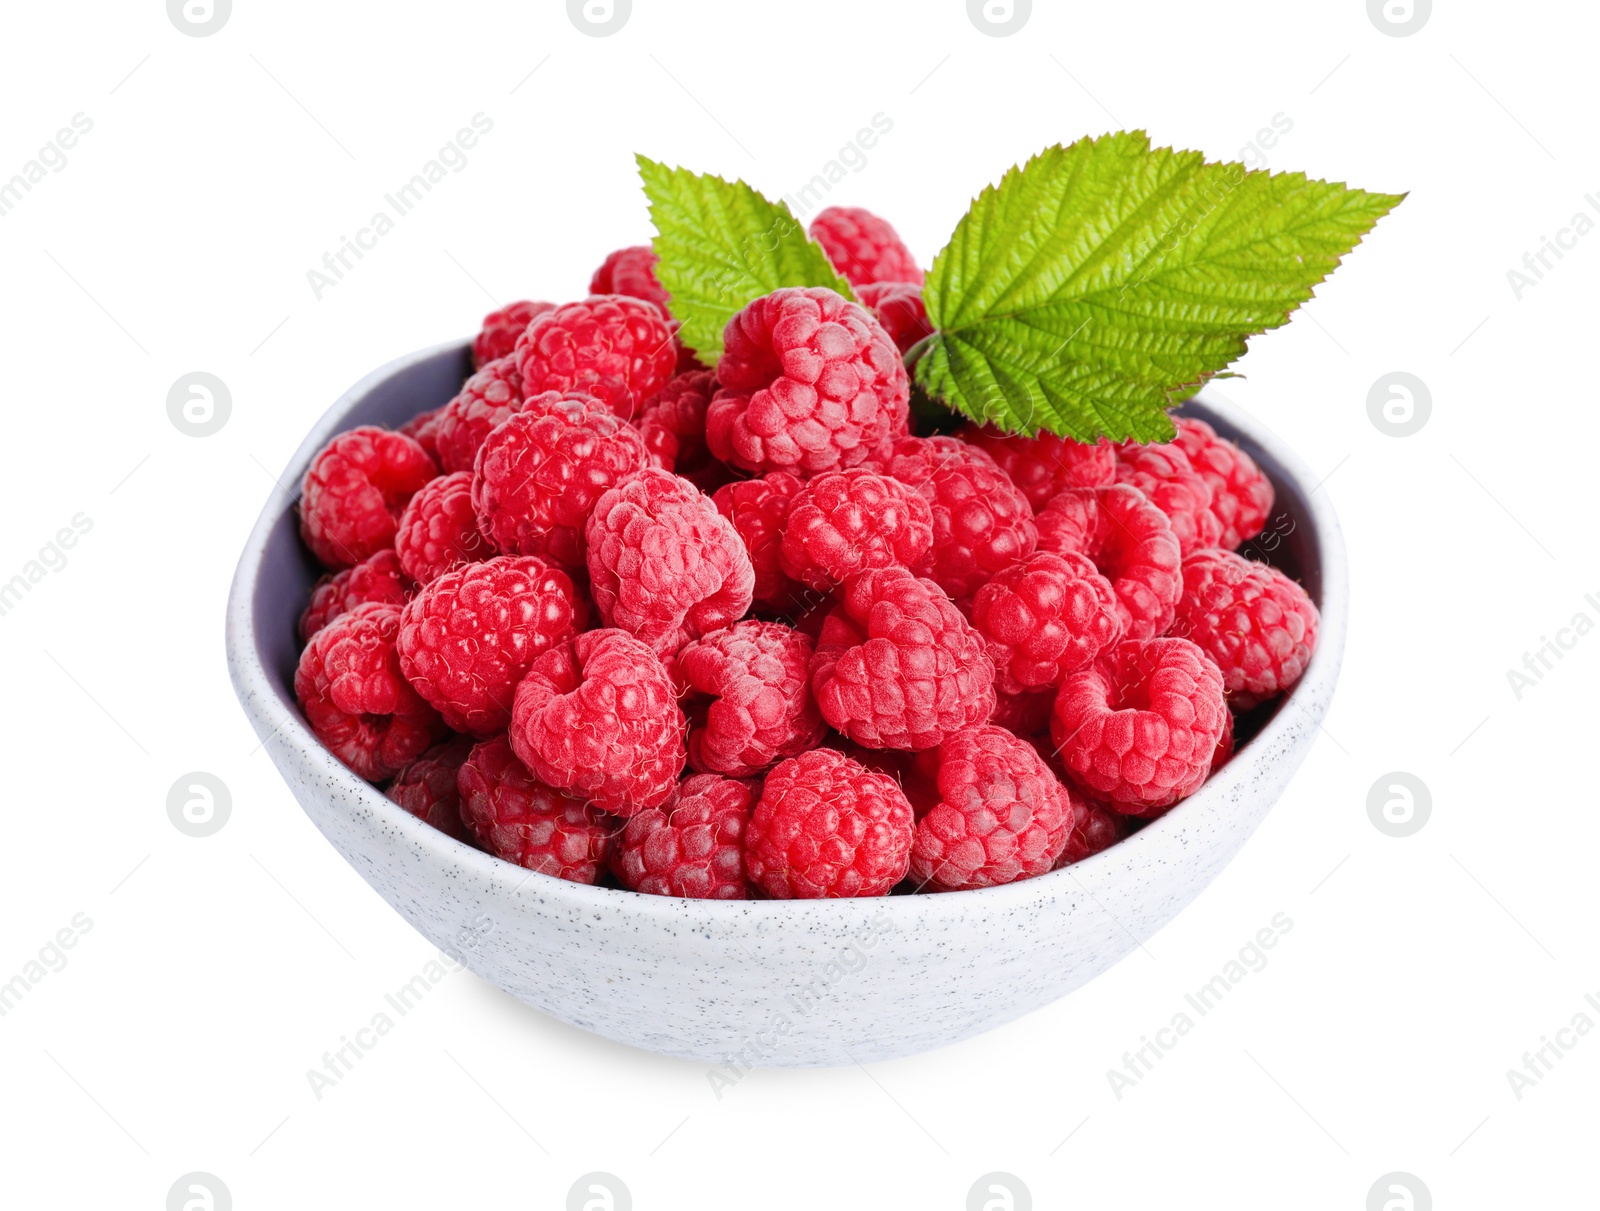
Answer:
[{"left": 0, "top": 1, "right": 1594, "bottom": 1207}]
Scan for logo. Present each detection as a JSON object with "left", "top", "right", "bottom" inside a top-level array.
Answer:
[
  {"left": 167, "top": 373, "right": 232, "bottom": 437},
  {"left": 166, "top": 1173, "right": 232, "bottom": 1211},
  {"left": 566, "top": 1172, "right": 631, "bottom": 1211},
  {"left": 1366, "top": 372, "right": 1430, "bottom": 437},
  {"left": 167, "top": 0, "right": 232, "bottom": 37},
  {"left": 966, "top": 1171, "right": 1031, "bottom": 1211},
  {"left": 1366, "top": 1172, "right": 1431, "bottom": 1211},
  {"left": 167, "top": 772, "right": 232, "bottom": 838},
  {"left": 967, "top": 0, "right": 1031, "bottom": 37},
  {"left": 1367, "top": 0, "right": 1430, "bottom": 38},
  {"left": 1366, "top": 772, "right": 1430, "bottom": 838},
  {"left": 567, "top": 0, "right": 630, "bottom": 37}
]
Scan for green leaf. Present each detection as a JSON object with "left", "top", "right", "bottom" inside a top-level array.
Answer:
[
  {"left": 636, "top": 155, "right": 853, "bottom": 362},
  {"left": 916, "top": 131, "right": 1404, "bottom": 441}
]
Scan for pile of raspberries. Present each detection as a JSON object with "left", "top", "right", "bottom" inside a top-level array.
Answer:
[{"left": 292, "top": 206, "right": 1319, "bottom": 900}]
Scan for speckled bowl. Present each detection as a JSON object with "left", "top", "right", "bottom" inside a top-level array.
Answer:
[{"left": 226, "top": 340, "right": 1346, "bottom": 1067}]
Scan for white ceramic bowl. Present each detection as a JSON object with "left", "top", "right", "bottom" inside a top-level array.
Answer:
[{"left": 226, "top": 340, "right": 1346, "bottom": 1067}]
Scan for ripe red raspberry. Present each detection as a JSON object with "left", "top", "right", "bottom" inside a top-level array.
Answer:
[
  {"left": 673, "top": 621, "right": 824, "bottom": 776},
  {"left": 808, "top": 206, "right": 923, "bottom": 288},
  {"left": 969, "top": 551, "right": 1122, "bottom": 695},
  {"left": 1037, "top": 485, "right": 1181, "bottom": 640},
  {"left": 394, "top": 471, "right": 493, "bottom": 584},
  {"left": 907, "top": 725, "right": 1072, "bottom": 890},
  {"left": 434, "top": 355, "right": 526, "bottom": 475},
  {"left": 509, "top": 629, "right": 686, "bottom": 816},
  {"left": 400, "top": 406, "right": 445, "bottom": 462},
  {"left": 294, "top": 602, "right": 443, "bottom": 781},
  {"left": 706, "top": 287, "right": 910, "bottom": 476},
  {"left": 1114, "top": 442, "right": 1222, "bottom": 556},
  {"left": 990, "top": 688, "right": 1054, "bottom": 738},
  {"left": 473, "top": 300, "right": 556, "bottom": 368},
  {"left": 713, "top": 473, "right": 805, "bottom": 611},
  {"left": 300, "top": 549, "right": 412, "bottom": 643},
  {"left": 744, "top": 748, "right": 914, "bottom": 898},
  {"left": 1051, "top": 636, "right": 1227, "bottom": 816},
  {"left": 1171, "top": 417, "right": 1274, "bottom": 550},
  {"left": 612, "top": 774, "right": 755, "bottom": 899},
  {"left": 299, "top": 426, "right": 438, "bottom": 569},
  {"left": 854, "top": 281, "right": 932, "bottom": 354},
  {"left": 584, "top": 469, "right": 754, "bottom": 657},
  {"left": 589, "top": 245, "right": 670, "bottom": 314},
  {"left": 472, "top": 392, "right": 651, "bottom": 569},
  {"left": 457, "top": 735, "right": 614, "bottom": 884},
  {"left": 879, "top": 436, "right": 1038, "bottom": 603},
  {"left": 956, "top": 425, "right": 1117, "bottom": 512},
  {"left": 1171, "top": 548, "right": 1319, "bottom": 709},
  {"left": 516, "top": 295, "right": 677, "bottom": 421},
  {"left": 397, "top": 555, "right": 585, "bottom": 735},
  {"left": 635, "top": 369, "right": 726, "bottom": 491},
  {"left": 1057, "top": 793, "right": 1127, "bottom": 867},
  {"left": 811, "top": 567, "right": 996, "bottom": 751},
  {"left": 386, "top": 736, "right": 474, "bottom": 842},
  {"left": 778, "top": 468, "right": 934, "bottom": 592}
]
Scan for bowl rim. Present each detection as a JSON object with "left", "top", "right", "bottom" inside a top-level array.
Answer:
[{"left": 225, "top": 339, "right": 1348, "bottom": 925}]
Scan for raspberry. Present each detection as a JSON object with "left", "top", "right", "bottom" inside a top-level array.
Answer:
[
  {"left": 879, "top": 436, "right": 1038, "bottom": 603},
  {"left": 808, "top": 206, "right": 923, "bottom": 288},
  {"left": 907, "top": 725, "right": 1072, "bottom": 890},
  {"left": 636, "top": 369, "right": 726, "bottom": 491},
  {"left": 397, "top": 555, "right": 585, "bottom": 735},
  {"left": 1057, "top": 794, "right": 1127, "bottom": 866},
  {"left": 1051, "top": 636, "right": 1227, "bottom": 816},
  {"left": 744, "top": 748, "right": 914, "bottom": 898},
  {"left": 713, "top": 473, "right": 806, "bottom": 611},
  {"left": 473, "top": 300, "right": 556, "bottom": 368},
  {"left": 516, "top": 296, "right": 677, "bottom": 420},
  {"left": 472, "top": 392, "right": 651, "bottom": 569},
  {"left": 778, "top": 468, "right": 934, "bottom": 592},
  {"left": 400, "top": 406, "right": 445, "bottom": 461},
  {"left": 990, "top": 688, "right": 1054, "bottom": 738},
  {"left": 1114, "top": 442, "right": 1223, "bottom": 556},
  {"left": 433, "top": 355, "right": 526, "bottom": 475},
  {"left": 674, "top": 621, "right": 824, "bottom": 776},
  {"left": 956, "top": 425, "right": 1117, "bottom": 512},
  {"left": 509, "top": 629, "right": 686, "bottom": 816},
  {"left": 1036, "top": 485, "right": 1181, "bottom": 640},
  {"left": 1170, "top": 417, "right": 1275, "bottom": 550},
  {"left": 611, "top": 774, "right": 755, "bottom": 899},
  {"left": 386, "top": 736, "right": 474, "bottom": 842},
  {"left": 811, "top": 567, "right": 996, "bottom": 751},
  {"left": 1171, "top": 548, "right": 1319, "bottom": 709},
  {"left": 300, "top": 549, "right": 412, "bottom": 643},
  {"left": 706, "top": 287, "right": 909, "bottom": 476},
  {"left": 457, "top": 736, "right": 614, "bottom": 884},
  {"left": 585, "top": 468, "right": 755, "bottom": 657},
  {"left": 294, "top": 602, "right": 443, "bottom": 781},
  {"left": 394, "top": 471, "right": 493, "bottom": 584},
  {"left": 969, "top": 551, "right": 1122, "bottom": 694},
  {"left": 299, "top": 426, "right": 438, "bottom": 569},
  {"left": 589, "top": 245, "right": 670, "bottom": 314},
  {"left": 855, "top": 281, "right": 932, "bottom": 355}
]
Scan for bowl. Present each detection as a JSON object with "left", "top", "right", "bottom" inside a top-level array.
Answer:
[{"left": 226, "top": 339, "right": 1347, "bottom": 1067}]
